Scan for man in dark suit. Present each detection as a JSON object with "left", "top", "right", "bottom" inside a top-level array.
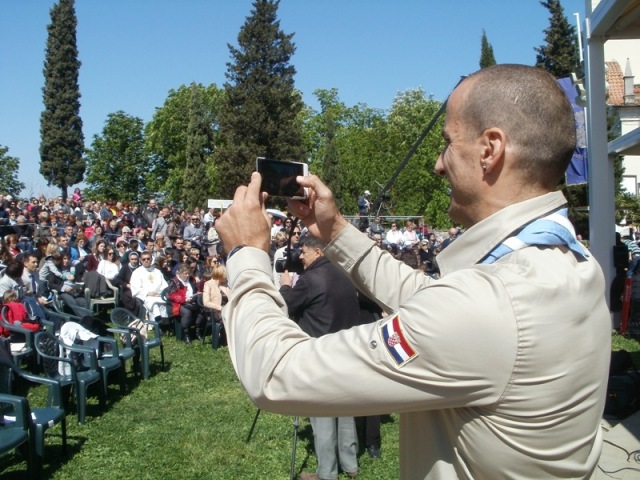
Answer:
[
  {"left": 20, "top": 253, "right": 55, "bottom": 326},
  {"left": 279, "top": 234, "right": 360, "bottom": 480},
  {"left": 21, "top": 254, "right": 44, "bottom": 300}
]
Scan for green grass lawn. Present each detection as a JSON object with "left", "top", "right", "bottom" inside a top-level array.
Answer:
[
  {"left": 3, "top": 330, "right": 639, "bottom": 479},
  {"left": 2, "top": 334, "right": 400, "bottom": 479}
]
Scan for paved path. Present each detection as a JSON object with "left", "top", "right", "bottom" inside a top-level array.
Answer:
[{"left": 596, "top": 412, "right": 640, "bottom": 479}]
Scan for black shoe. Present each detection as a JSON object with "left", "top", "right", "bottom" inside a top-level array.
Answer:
[{"left": 367, "top": 445, "right": 381, "bottom": 459}]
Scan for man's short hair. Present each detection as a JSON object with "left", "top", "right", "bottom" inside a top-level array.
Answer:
[
  {"left": 22, "top": 253, "right": 38, "bottom": 264},
  {"left": 299, "top": 233, "right": 327, "bottom": 250},
  {"left": 460, "top": 64, "right": 576, "bottom": 188}
]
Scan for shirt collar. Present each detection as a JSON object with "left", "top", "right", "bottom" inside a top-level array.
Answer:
[{"left": 436, "top": 191, "right": 569, "bottom": 276}]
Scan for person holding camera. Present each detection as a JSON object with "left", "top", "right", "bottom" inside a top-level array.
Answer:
[
  {"left": 272, "top": 226, "right": 302, "bottom": 286},
  {"left": 216, "top": 64, "right": 610, "bottom": 479},
  {"left": 279, "top": 233, "right": 360, "bottom": 480}
]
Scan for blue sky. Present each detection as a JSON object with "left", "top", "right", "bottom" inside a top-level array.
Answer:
[{"left": 0, "top": 0, "right": 586, "bottom": 198}]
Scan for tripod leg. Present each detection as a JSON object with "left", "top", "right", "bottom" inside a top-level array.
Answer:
[
  {"left": 246, "top": 408, "right": 261, "bottom": 443},
  {"left": 290, "top": 416, "right": 300, "bottom": 480}
]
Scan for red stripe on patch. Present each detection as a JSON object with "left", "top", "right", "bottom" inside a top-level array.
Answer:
[{"left": 392, "top": 315, "right": 415, "bottom": 357}]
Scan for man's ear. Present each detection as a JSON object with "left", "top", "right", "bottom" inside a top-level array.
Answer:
[{"left": 480, "top": 127, "right": 506, "bottom": 174}]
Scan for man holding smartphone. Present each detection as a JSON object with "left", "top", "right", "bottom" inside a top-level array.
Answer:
[{"left": 216, "top": 65, "right": 610, "bottom": 479}]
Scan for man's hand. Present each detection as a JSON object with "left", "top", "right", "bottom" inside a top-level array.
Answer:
[
  {"left": 279, "top": 270, "right": 293, "bottom": 287},
  {"left": 216, "top": 172, "right": 271, "bottom": 254},
  {"left": 286, "top": 174, "right": 348, "bottom": 244}
]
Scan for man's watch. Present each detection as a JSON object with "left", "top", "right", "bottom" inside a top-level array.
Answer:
[{"left": 226, "top": 244, "right": 246, "bottom": 260}]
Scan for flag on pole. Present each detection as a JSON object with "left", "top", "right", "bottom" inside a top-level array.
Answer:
[{"left": 557, "top": 76, "right": 588, "bottom": 185}]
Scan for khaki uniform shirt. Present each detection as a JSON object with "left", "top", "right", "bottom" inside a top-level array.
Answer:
[{"left": 224, "top": 191, "right": 611, "bottom": 479}]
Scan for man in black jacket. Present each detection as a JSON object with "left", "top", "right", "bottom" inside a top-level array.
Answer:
[{"left": 279, "top": 234, "right": 359, "bottom": 480}]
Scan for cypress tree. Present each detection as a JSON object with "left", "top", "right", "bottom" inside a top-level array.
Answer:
[
  {"left": 215, "top": 0, "right": 305, "bottom": 199},
  {"left": 182, "top": 84, "right": 214, "bottom": 210},
  {"left": 534, "top": 0, "right": 579, "bottom": 78},
  {"left": 40, "top": 0, "right": 84, "bottom": 201},
  {"left": 479, "top": 30, "right": 496, "bottom": 69}
]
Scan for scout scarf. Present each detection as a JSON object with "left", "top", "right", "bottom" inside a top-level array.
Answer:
[{"left": 481, "top": 208, "right": 589, "bottom": 264}]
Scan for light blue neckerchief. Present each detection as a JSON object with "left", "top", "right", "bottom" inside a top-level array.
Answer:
[{"left": 481, "top": 208, "right": 589, "bottom": 265}]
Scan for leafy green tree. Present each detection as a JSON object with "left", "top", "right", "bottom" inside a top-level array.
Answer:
[
  {"left": 479, "top": 30, "right": 496, "bottom": 69},
  {"left": 39, "top": 0, "right": 84, "bottom": 201},
  {"left": 216, "top": 0, "right": 306, "bottom": 199},
  {"left": 333, "top": 99, "right": 388, "bottom": 218},
  {"left": 83, "top": 111, "right": 151, "bottom": 204},
  {"left": 0, "top": 146, "right": 26, "bottom": 198},
  {"left": 534, "top": 0, "right": 579, "bottom": 78},
  {"left": 305, "top": 89, "right": 348, "bottom": 210},
  {"left": 304, "top": 88, "right": 450, "bottom": 227},
  {"left": 145, "top": 83, "right": 223, "bottom": 203},
  {"left": 182, "top": 84, "right": 215, "bottom": 210},
  {"left": 384, "top": 89, "right": 448, "bottom": 226}
]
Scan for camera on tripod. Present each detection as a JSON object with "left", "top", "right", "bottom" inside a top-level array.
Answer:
[{"left": 275, "top": 246, "right": 304, "bottom": 274}]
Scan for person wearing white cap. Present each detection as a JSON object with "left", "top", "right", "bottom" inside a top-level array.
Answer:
[
  {"left": 116, "top": 226, "right": 133, "bottom": 245},
  {"left": 357, "top": 190, "right": 371, "bottom": 233}
]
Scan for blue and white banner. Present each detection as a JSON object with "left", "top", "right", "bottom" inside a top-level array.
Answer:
[{"left": 557, "top": 76, "right": 588, "bottom": 186}]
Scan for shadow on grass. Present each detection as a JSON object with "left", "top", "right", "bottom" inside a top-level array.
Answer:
[{"left": 0, "top": 432, "right": 88, "bottom": 479}]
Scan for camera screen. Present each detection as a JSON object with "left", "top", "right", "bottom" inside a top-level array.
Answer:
[{"left": 257, "top": 158, "right": 306, "bottom": 198}]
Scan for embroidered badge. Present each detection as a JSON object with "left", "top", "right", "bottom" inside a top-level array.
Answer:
[{"left": 380, "top": 313, "right": 417, "bottom": 366}]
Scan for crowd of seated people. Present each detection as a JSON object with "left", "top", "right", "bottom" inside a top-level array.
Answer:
[
  {"left": 1, "top": 192, "right": 459, "bottom": 337},
  {"left": 356, "top": 217, "right": 455, "bottom": 278},
  {"left": 0, "top": 194, "right": 310, "bottom": 347}
]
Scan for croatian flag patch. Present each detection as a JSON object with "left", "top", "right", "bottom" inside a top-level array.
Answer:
[{"left": 380, "top": 313, "right": 417, "bottom": 366}]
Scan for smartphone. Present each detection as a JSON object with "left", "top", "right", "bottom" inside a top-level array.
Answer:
[{"left": 256, "top": 157, "right": 308, "bottom": 199}]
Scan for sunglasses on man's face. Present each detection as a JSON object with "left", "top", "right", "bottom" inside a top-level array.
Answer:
[{"left": 141, "top": 257, "right": 152, "bottom": 262}]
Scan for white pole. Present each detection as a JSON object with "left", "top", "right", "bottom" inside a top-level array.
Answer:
[{"left": 574, "top": 12, "right": 584, "bottom": 64}]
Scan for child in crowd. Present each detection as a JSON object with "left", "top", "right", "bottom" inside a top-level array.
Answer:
[{"left": 1, "top": 290, "right": 40, "bottom": 336}]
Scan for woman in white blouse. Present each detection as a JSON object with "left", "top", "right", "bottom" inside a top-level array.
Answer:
[
  {"left": 97, "top": 246, "right": 120, "bottom": 280},
  {"left": 402, "top": 220, "right": 419, "bottom": 250}
]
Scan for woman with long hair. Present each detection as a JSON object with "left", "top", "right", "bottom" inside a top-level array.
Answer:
[
  {"left": 0, "top": 240, "right": 13, "bottom": 269},
  {"left": 4, "top": 234, "right": 21, "bottom": 258},
  {"left": 154, "top": 255, "right": 173, "bottom": 282},
  {"left": 85, "top": 239, "right": 107, "bottom": 272},
  {"left": 97, "top": 246, "right": 120, "bottom": 281}
]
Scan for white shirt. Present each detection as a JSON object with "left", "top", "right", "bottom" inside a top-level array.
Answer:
[
  {"left": 403, "top": 229, "right": 419, "bottom": 249},
  {"left": 97, "top": 259, "right": 119, "bottom": 280},
  {"left": 386, "top": 228, "right": 404, "bottom": 246}
]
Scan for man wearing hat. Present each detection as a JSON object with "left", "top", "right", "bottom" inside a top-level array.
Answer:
[{"left": 357, "top": 190, "right": 371, "bottom": 232}]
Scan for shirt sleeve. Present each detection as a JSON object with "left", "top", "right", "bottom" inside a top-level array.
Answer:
[{"left": 224, "top": 244, "right": 517, "bottom": 418}]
